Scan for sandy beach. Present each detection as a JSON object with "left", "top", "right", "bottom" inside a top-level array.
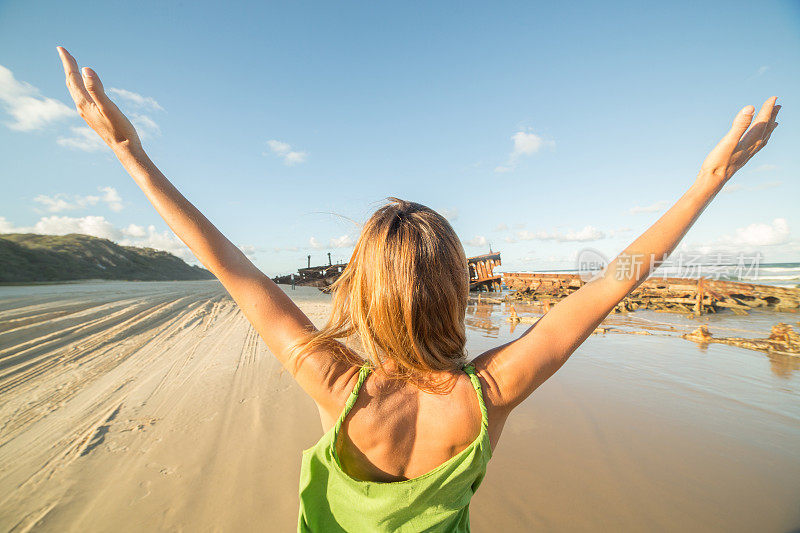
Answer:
[{"left": 1, "top": 281, "right": 798, "bottom": 532}]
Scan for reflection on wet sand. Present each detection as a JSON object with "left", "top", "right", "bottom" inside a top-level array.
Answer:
[
  {"left": 464, "top": 300, "right": 500, "bottom": 337},
  {"left": 766, "top": 351, "right": 800, "bottom": 378},
  {"left": 465, "top": 295, "right": 800, "bottom": 532},
  {"left": 465, "top": 295, "right": 545, "bottom": 337},
  {"left": 469, "top": 296, "right": 800, "bottom": 378}
]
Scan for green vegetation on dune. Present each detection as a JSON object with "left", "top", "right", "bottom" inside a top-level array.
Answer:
[{"left": 0, "top": 233, "right": 215, "bottom": 282}]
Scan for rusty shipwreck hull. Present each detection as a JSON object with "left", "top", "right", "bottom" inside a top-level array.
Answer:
[
  {"left": 468, "top": 252, "right": 502, "bottom": 292},
  {"left": 503, "top": 272, "right": 800, "bottom": 315}
]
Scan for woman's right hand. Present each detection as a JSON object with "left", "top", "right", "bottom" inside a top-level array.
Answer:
[
  {"left": 699, "top": 97, "right": 780, "bottom": 184},
  {"left": 57, "top": 46, "right": 142, "bottom": 154}
]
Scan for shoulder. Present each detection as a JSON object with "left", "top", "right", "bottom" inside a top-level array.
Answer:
[
  {"left": 295, "top": 347, "right": 364, "bottom": 423},
  {"left": 470, "top": 349, "right": 511, "bottom": 411},
  {"left": 470, "top": 354, "right": 514, "bottom": 447}
]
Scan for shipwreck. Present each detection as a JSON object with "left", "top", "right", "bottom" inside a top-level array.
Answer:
[
  {"left": 274, "top": 251, "right": 503, "bottom": 292},
  {"left": 468, "top": 252, "right": 502, "bottom": 292},
  {"left": 272, "top": 253, "right": 346, "bottom": 289}
]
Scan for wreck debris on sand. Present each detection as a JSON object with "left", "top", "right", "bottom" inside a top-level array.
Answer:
[
  {"left": 504, "top": 273, "right": 800, "bottom": 315},
  {"left": 682, "top": 323, "right": 800, "bottom": 356}
]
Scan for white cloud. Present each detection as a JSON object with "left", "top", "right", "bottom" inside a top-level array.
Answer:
[
  {"left": 495, "top": 128, "right": 554, "bottom": 173},
  {"left": 724, "top": 218, "right": 790, "bottom": 247},
  {"left": 465, "top": 235, "right": 488, "bottom": 247},
  {"left": 1, "top": 215, "right": 120, "bottom": 240},
  {"left": 32, "top": 187, "right": 123, "bottom": 213},
  {"left": 57, "top": 126, "right": 108, "bottom": 152},
  {"left": 629, "top": 200, "right": 668, "bottom": 215},
  {"left": 562, "top": 226, "right": 605, "bottom": 242},
  {"left": 0, "top": 215, "right": 194, "bottom": 262},
  {"left": 306, "top": 234, "right": 357, "bottom": 250},
  {"left": 0, "top": 64, "right": 76, "bottom": 131},
  {"left": 119, "top": 224, "right": 192, "bottom": 261},
  {"left": 516, "top": 225, "right": 606, "bottom": 242},
  {"left": 34, "top": 193, "right": 99, "bottom": 212},
  {"left": 238, "top": 244, "right": 257, "bottom": 259},
  {"left": 107, "top": 88, "right": 164, "bottom": 111},
  {"left": 0, "top": 217, "right": 15, "bottom": 233},
  {"left": 0, "top": 66, "right": 161, "bottom": 149},
  {"left": 511, "top": 130, "right": 548, "bottom": 157},
  {"left": 100, "top": 186, "right": 123, "bottom": 212},
  {"left": 284, "top": 151, "right": 307, "bottom": 165},
  {"left": 330, "top": 234, "right": 355, "bottom": 248},
  {"left": 123, "top": 223, "right": 147, "bottom": 238},
  {"left": 105, "top": 89, "right": 163, "bottom": 140},
  {"left": 493, "top": 223, "right": 509, "bottom": 232},
  {"left": 266, "top": 139, "right": 307, "bottom": 166},
  {"left": 129, "top": 113, "right": 161, "bottom": 139},
  {"left": 677, "top": 217, "right": 796, "bottom": 258}
]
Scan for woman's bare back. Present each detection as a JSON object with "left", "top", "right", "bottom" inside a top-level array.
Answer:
[{"left": 335, "top": 369, "right": 486, "bottom": 482}]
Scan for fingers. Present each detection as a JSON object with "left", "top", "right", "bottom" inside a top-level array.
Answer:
[
  {"left": 764, "top": 104, "right": 781, "bottom": 141},
  {"left": 754, "top": 96, "right": 778, "bottom": 127},
  {"left": 81, "top": 67, "right": 114, "bottom": 113},
  {"left": 751, "top": 96, "right": 778, "bottom": 143},
  {"left": 769, "top": 104, "right": 781, "bottom": 123},
  {"left": 719, "top": 105, "right": 755, "bottom": 154},
  {"left": 735, "top": 97, "right": 777, "bottom": 153},
  {"left": 759, "top": 104, "right": 780, "bottom": 146},
  {"left": 742, "top": 97, "right": 780, "bottom": 156},
  {"left": 762, "top": 120, "right": 779, "bottom": 145},
  {"left": 727, "top": 105, "right": 755, "bottom": 140},
  {"left": 56, "top": 47, "right": 94, "bottom": 114}
]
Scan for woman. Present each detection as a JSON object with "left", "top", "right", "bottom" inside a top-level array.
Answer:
[{"left": 56, "top": 47, "right": 779, "bottom": 532}]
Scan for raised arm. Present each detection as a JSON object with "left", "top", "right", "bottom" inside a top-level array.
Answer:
[
  {"left": 56, "top": 47, "right": 354, "bottom": 411},
  {"left": 475, "top": 98, "right": 780, "bottom": 414}
]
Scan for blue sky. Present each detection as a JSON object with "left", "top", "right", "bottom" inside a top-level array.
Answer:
[{"left": 1, "top": 0, "right": 798, "bottom": 275}]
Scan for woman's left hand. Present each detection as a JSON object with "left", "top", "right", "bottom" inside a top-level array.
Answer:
[{"left": 57, "top": 46, "right": 141, "bottom": 153}]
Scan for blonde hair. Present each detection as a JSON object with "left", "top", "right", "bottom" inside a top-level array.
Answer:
[{"left": 293, "top": 198, "right": 469, "bottom": 390}]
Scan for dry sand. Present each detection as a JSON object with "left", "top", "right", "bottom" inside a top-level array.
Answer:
[{"left": 0, "top": 281, "right": 798, "bottom": 532}]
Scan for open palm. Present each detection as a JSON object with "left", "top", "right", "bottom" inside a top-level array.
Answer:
[
  {"left": 701, "top": 97, "right": 780, "bottom": 182},
  {"left": 57, "top": 47, "right": 141, "bottom": 152}
]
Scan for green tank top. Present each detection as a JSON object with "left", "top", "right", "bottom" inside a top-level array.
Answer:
[{"left": 297, "top": 363, "right": 492, "bottom": 532}]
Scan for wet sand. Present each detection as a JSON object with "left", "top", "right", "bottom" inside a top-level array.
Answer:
[{"left": 0, "top": 281, "right": 798, "bottom": 532}]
